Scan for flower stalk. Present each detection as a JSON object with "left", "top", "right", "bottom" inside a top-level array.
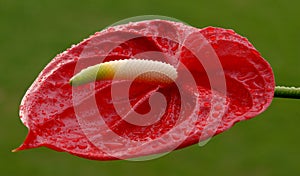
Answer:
[{"left": 274, "top": 86, "right": 300, "bottom": 99}]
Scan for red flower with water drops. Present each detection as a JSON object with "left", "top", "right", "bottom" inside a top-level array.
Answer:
[{"left": 15, "top": 19, "right": 276, "bottom": 160}]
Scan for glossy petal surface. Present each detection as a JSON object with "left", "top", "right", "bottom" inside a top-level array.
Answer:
[{"left": 16, "top": 20, "right": 275, "bottom": 160}]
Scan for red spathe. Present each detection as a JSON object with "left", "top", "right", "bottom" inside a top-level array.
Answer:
[{"left": 16, "top": 20, "right": 275, "bottom": 160}]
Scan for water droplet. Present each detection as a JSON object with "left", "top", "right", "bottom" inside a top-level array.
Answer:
[
  {"left": 212, "top": 112, "right": 220, "bottom": 118},
  {"left": 104, "top": 142, "right": 124, "bottom": 149},
  {"left": 214, "top": 104, "right": 223, "bottom": 111},
  {"left": 210, "top": 36, "right": 216, "bottom": 41},
  {"left": 78, "top": 144, "right": 87, "bottom": 149},
  {"left": 204, "top": 102, "right": 210, "bottom": 107},
  {"left": 171, "top": 134, "right": 181, "bottom": 141},
  {"left": 66, "top": 145, "right": 76, "bottom": 150},
  {"left": 55, "top": 128, "right": 61, "bottom": 133},
  {"left": 72, "top": 138, "right": 80, "bottom": 143}
]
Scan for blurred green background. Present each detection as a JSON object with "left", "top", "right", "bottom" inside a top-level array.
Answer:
[{"left": 1, "top": 0, "right": 300, "bottom": 175}]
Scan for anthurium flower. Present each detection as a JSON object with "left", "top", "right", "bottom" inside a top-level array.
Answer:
[{"left": 15, "top": 19, "right": 280, "bottom": 160}]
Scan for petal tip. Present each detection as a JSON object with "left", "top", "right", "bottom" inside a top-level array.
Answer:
[{"left": 14, "top": 130, "right": 40, "bottom": 152}]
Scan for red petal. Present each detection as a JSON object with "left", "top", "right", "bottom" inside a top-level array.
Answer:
[{"left": 16, "top": 20, "right": 275, "bottom": 160}]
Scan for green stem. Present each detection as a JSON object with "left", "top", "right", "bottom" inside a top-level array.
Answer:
[{"left": 274, "top": 86, "right": 300, "bottom": 99}]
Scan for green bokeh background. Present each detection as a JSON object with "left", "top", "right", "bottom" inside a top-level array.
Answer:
[{"left": 1, "top": 0, "right": 299, "bottom": 175}]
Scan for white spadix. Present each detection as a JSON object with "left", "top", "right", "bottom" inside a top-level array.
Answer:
[{"left": 70, "top": 59, "right": 178, "bottom": 86}]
